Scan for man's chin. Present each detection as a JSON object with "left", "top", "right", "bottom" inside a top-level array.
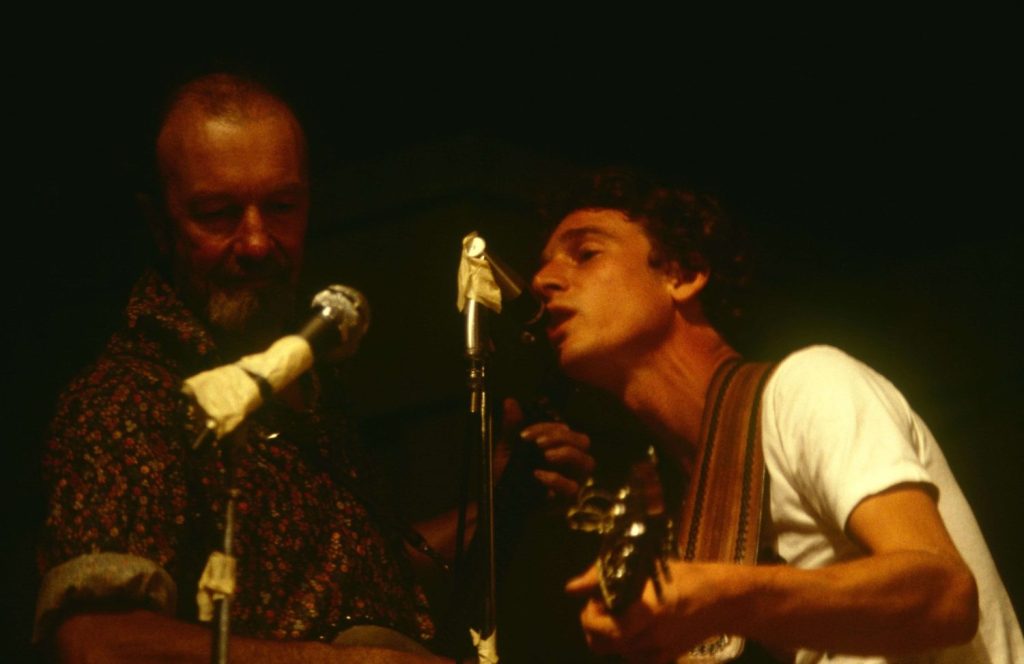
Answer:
[
  {"left": 557, "top": 343, "right": 619, "bottom": 390},
  {"left": 206, "top": 285, "right": 295, "bottom": 340},
  {"left": 207, "top": 289, "right": 261, "bottom": 333},
  {"left": 556, "top": 345, "right": 595, "bottom": 381}
]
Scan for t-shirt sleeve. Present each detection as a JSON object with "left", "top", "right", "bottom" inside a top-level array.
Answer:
[{"left": 766, "top": 346, "right": 934, "bottom": 533}]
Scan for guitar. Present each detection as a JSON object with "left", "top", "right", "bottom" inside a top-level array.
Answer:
[{"left": 567, "top": 446, "right": 749, "bottom": 663}]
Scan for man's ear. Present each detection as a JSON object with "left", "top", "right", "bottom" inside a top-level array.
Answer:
[
  {"left": 664, "top": 261, "right": 710, "bottom": 304},
  {"left": 137, "top": 192, "right": 170, "bottom": 255}
]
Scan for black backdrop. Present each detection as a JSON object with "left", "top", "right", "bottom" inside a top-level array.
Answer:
[{"left": 6, "top": 30, "right": 1020, "bottom": 661}]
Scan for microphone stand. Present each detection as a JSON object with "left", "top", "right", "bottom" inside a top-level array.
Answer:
[
  {"left": 212, "top": 434, "right": 242, "bottom": 664},
  {"left": 464, "top": 298, "right": 499, "bottom": 663},
  {"left": 190, "top": 420, "right": 249, "bottom": 664},
  {"left": 457, "top": 232, "right": 538, "bottom": 662},
  {"left": 185, "top": 287, "right": 369, "bottom": 664}
]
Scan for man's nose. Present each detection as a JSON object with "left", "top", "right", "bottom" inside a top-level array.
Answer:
[
  {"left": 235, "top": 205, "right": 273, "bottom": 259},
  {"left": 531, "top": 260, "right": 565, "bottom": 300}
]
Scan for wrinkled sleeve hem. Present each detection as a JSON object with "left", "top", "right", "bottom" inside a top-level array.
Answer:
[
  {"left": 837, "top": 464, "right": 934, "bottom": 534},
  {"left": 33, "top": 552, "right": 178, "bottom": 644}
]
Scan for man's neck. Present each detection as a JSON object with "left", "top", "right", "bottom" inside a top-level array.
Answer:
[{"left": 614, "top": 321, "right": 738, "bottom": 472}]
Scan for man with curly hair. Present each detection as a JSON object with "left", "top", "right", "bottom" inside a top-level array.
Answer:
[{"left": 535, "top": 170, "right": 1022, "bottom": 662}]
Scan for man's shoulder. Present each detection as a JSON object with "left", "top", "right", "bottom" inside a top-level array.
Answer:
[
  {"left": 771, "top": 344, "right": 867, "bottom": 384},
  {"left": 765, "top": 344, "right": 905, "bottom": 409},
  {"left": 60, "top": 341, "right": 183, "bottom": 404},
  {"left": 761, "top": 344, "right": 918, "bottom": 466},
  {"left": 54, "top": 269, "right": 210, "bottom": 420},
  {"left": 49, "top": 337, "right": 192, "bottom": 445}
]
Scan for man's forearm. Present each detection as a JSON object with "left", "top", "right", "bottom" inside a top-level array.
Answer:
[
  {"left": 55, "top": 610, "right": 448, "bottom": 664},
  {"left": 714, "top": 550, "right": 978, "bottom": 655}
]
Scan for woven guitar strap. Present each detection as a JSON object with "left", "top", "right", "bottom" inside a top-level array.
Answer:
[{"left": 676, "top": 359, "right": 776, "bottom": 663}]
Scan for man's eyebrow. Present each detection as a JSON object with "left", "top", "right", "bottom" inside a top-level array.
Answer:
[
  {"left": 269, "top": 182, "right": 310, "bottom": 196},
  {"left": 542, "top": 225, "right": 616, "bottom": 260},
  {"left": 188, "top": 191, "right": 233, "bottom": 202},
  {"left": 187, "top": 181, "right": 308, "bottom": 201}
]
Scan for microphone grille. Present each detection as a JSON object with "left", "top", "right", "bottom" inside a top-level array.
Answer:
[{"left": 311, "top": 284, "right": 370, "bottom": 357}]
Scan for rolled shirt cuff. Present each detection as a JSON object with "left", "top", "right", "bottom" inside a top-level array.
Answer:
[{"left": 33, "top": 552, "right": 177, "bottom": 643}]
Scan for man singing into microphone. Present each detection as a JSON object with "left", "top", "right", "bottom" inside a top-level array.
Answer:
[
  {"left": 535, "top": 170, "right": 1022, "bottom": 662},
  {"left": 34, "top": 73, "right": 592, "bottom": 663}
]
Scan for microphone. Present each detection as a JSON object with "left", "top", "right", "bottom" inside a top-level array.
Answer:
[
  {"left": 465, "top": 236, "right": 546, "bottom": 343},
  {"left": 185, "top": 285, "right": 370, "bottom": 447},
  {"left": 300, "top": 284, "right": 371, "bottom": 362},
  {"left": 480, "top": 247, "right": 544, "bottom": 326}
]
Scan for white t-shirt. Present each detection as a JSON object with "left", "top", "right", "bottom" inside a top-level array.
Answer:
[{"left": 760, "top": 346, "right": 1022, "bottom": 663}]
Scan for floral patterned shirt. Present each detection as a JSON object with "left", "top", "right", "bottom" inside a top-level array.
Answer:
[{"left": 36, "top": 270, "right": 434, "bottom": 645}]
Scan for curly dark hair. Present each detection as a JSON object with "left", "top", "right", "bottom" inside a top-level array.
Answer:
[{"left": 541, "top": 168, "right": 751, "bottom": 332}]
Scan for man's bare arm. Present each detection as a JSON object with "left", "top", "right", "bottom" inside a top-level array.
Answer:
[
  {"left": 54, "top": 610, "right": 449, "bottom": 664},
  {"left": 568, "top": 485, "right": 978, "bottom": 661},
  {"left": 728, "top": 484, "right": 977, "bottom": 654}
]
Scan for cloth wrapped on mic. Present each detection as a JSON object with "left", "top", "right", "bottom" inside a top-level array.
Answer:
[
  {"left": 457, "top": 232, "right": 503, "bottom": 314},
  {"left": 181, "top": 335, "right": 314, "bottom": 441}
]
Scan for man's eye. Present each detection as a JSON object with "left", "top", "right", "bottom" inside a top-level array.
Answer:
[
  {"left": 577, "top": 247, "right": 601, "bottom": 262},
  {"left": 193, "top": 205, "right": 240, "bottom": 222},
  {"left": 264, "top": 200, "right": 297, "bottom": 215}
]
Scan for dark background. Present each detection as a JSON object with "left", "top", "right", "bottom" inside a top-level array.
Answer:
[{"left": 6, "top": 27, "right": 1020, "bottom": 661}]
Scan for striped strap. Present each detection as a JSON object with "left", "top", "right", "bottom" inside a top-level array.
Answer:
[{"left": 677, "top": 359, "right": 776, "bottom": 663}]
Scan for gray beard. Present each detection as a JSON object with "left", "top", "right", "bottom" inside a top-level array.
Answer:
[
  {"left": 207, "top": 288, "right": 261, "bottom": 333},
  {"left": 205, "top": 285, "right": 296, "bottom": 352}
]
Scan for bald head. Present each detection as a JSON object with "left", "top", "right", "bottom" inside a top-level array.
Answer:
[{"left": 156, "top": 73, "right": 308, "bottom": 188}]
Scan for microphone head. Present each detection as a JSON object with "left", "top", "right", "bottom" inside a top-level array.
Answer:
[
  {"left": 310, "top": 284, "right": 370, "bottom": 360},
  {"left": 482, "top": 247, "right": 545, "bottom": 334}
]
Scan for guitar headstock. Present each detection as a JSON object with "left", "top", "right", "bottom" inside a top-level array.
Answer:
[{"left": 567, "top": 446, "right": 679, "bottom": 613}]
